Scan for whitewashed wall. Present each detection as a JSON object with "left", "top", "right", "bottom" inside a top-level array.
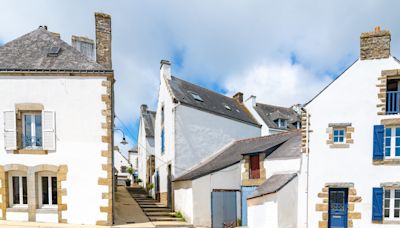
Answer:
[
  {"left": 247, "top": 176, "right": 298, "bottom": 228},
  {"left": 303, "top": 57, "right": 400, "bottom": 228},
  {"left": 0, "top": 76, "right": 108, "bottom": 224},
  {"left": 264, "top": 158, "right": 300, "bottom": 179},
  {"left": 114, "top": 150, "right": 130, "bottom": 177},
  {"left": 244, "top": 96, "right": 270, "bottom": 136},
  {"left": 174, "top": 163, "right": 241, "bottom": 227},
  {"left": 137, "top": 116, "right": 155, "bottom": 188}
]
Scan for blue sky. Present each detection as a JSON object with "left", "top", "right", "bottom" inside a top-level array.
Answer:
[{"left": 1, "top": 0, "right": 400, "bottom": 154}]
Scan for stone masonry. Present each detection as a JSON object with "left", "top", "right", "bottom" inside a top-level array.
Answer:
[
  {"left": 360, "top": 27, "right": 390, "bottom": 60},
  {"left": 95, "top": 13, "right": 112, "bottom": 69}
]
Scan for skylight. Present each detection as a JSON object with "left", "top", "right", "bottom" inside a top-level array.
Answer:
[
  {"left": 224, "top": 104, "right": 231, "bottom": 110},
  {"left": 47, "top": 46, "right": 61, "bottom": 57},
  {"left": 191, "top": 93, "right": 203, "bottom": 102}
]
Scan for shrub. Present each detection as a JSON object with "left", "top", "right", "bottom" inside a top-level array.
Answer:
[{"left": 125, "top": 179, "right": 131, "bottom": 186}]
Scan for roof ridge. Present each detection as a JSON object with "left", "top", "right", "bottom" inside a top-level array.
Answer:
[
  {"left": 256, "top": 102, "right": 295, "bottom": 111},
  {"left": 234, "top": 130, "right": 299, "bottom": 143}
]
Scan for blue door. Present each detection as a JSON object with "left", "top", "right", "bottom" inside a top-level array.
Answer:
[
  {"left": 241, "top": 186, "right": 257, "bottom": 226},
  {"left": 329, "top": 188, "right": 348, "bottom": 228},
  {"left": 211, "top": 191, "right": 237, "bottom": 228}
]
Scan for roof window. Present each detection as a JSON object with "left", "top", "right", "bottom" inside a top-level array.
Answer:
[
  {"left": 47, "top": 46, "right": 61, "bottom": 57},
  {"left": 191, "top": 93, "right": 203, "bottom": 102},
  {"left": 224, "top": 104, "right": 231, "bottom": 111}
]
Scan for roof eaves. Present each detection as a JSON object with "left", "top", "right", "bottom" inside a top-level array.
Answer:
[{"left": 247, "top": 173, "right": 298, "bottom": 200}]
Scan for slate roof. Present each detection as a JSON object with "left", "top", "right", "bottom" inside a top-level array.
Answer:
[
  {"left": 142, "top": 110, "right": 156, "bottom": 137},
  {"left": 0, "top": 27, "right": 109, "bottom": 72},
  {"left": 167, "top": 76, "right": 259, "bottom": 126},
  {"left": 254, "top": 103, "right": 300, "bottom": 130},
  {"left": 247, "top": 173, "right": 297, "bottom": 199},
  {"left": 173, "top": 131, "right": 300, "bottom": 182}
]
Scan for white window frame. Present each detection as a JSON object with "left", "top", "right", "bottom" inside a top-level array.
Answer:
[
  {"left": 8, "top": 171, "right": 28, "bottom": 208},
  {"left": 22, "top": 112, "right": 42, "bottom": 149},
  {"left": 384, "top": 127, "right": 400, "bottom": 159},
  {"left": 333, "top": 128, "right": 346, "bottom": 144},
  {"left": 38, "top": 172, "right": 57, "bottom": 209},
  {"left": 383, "top": 188, "right": 400, "bottom": 221}
]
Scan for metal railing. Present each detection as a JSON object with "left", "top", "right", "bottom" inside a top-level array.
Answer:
[
  {"left": 22, "top": 135, "right": 42, "bottom": 148},
  {"left": 387, "top": 91, "right": 400, "bottom": 114}
]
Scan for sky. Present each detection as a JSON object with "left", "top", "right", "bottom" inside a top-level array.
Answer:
[{"left": 1, "top": 0, "right": 400, "bottom": 154}]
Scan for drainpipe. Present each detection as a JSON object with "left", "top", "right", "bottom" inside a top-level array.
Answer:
[{"left": 301, "top": 107, "right": 310, "bottom": 228}]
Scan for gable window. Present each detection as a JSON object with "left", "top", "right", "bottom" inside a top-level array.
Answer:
[
  {"left": 23, "top": 113, "right": 42, "bottom": 149},
  {"left": 161, "top": 128, "right": 165, "bottom": 155},
  {"left": 384, "top": 127, "right": 400, "bottom": 158},
  {"left": 275, "top": 119, "right": 288, "bottom": 129},
  {"left": 384, "top": 189, "right": 400, "bottom": 220},
  {"left": 38, "top": 173, "right": 57, "bottom": 208},
  {"left": 333, "top": 128, "right": 345, "bottom": 144},
  {"left": 9, "top": 172, "right": 28, "bottom": 207},
  {"left": 249, "top": 155, "right": 260, "bottom": 179}
]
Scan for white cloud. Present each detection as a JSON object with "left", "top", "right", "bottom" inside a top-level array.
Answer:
[{"left": 225, "top": 60, "right": 331, "bottom": 106}]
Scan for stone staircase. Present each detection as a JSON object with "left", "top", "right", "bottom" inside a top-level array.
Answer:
[{"left": 127, "top": 186, "right": 187, "bottom": 223}]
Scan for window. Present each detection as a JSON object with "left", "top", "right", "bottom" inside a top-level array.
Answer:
[
  {"left": 38, "top": 173, "right": 57, "bottom": 208},
  {"left": 22, "top": 113, "right": 42, "bottom": 149},
  {"left": 249, "top": 155, "right": 260, "bottom": 179},
  {"left": 9, "top": 174, "right": 27, "bottom": 207},
  {"left": 275, "top": 119, "right": 288, "bottom": 129},
  {"left": 295, "top": 121, "right": 301, "bottom": 129},
  {"left": 384, "top": 127, "right": 400, "bottom": 158},
  {"left": 384, "top": 189, "right": 400, "bottom": 220},
  {"left": 224, "top": 104, "right": 231, "bottom": 111},
  {"left": 191, "top": 93, "right": 203, "bottom": 102},
  {"left": 161, "top": 105, "right": 164, "bottom": 126},
  {"left": 333, "top": 128, "right": 345, "bottom": 144}
]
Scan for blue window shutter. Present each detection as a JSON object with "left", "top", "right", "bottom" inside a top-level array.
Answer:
[
  {"left": 373, "top": 125, "right": 384, "bottom": 160},
  {"left": 372, "top": 187, "right": 383, "bottom": 221},
  {"left": 161, "top": 128, "right": 165, "bottom": 154}
]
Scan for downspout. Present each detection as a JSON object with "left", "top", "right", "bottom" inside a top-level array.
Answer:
[
  {"left": 302, "top": 107, "right": 310, "bottom": 228},
  {"left": 112, "top": 78, "right": 115, "bottom": 225}
]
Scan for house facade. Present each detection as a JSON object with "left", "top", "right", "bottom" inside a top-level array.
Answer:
[
  {"left": 137, "top": 104, "right": 155, "bottom": 189},
  {"left": 114, "top": 146, "right": 131, "bottom": 183},
  {"left": 0, "top": 13, "right": 114, "bottom": 225},
  {"left": 301, "top": 27, "right": 400, "bottom": 228},
  {"left": 245, "top": 95, "right": 301, "bottom": 136},
  {"left": 154, "top": 60, "right": 261, "bottom": 206},
  {"left": 173, "top": 131, "right": 300, "bottom": 228}
]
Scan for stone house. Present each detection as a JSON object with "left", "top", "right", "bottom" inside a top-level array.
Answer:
[
  {"left": 245, "top": 95, "right": 301, "bottom": 136},
  {"left": 0, "top": 13, "right": 114, "bottom": 225},
  {"left": 137, "top": 104, "right": 155, "bottom": 189},
  {"left": 173, "top": 131, "right": 300, "bottom": 228},
  {"left": 154, "top": 60, "right": 261, "bottom": 206},
  {"left": 300, "top": 27, "right": 400, "bottom": 228}
]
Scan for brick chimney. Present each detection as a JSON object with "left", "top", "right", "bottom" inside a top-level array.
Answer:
[
  {"left": 95, "top": 12, "right": 112, "bottom": 69},
  {"left": 233, "top": 92, "right": 243, "bottom": 103},
  {"left": 360, "top": 26, "right": 391, "bottom": 60},
  {"left": 160, "top": 60, "right": 171, "bottom": 80}
]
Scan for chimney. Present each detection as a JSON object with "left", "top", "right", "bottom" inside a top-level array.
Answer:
[
  {"left": 95, "top": 12, "right": 112, "bottom": 69},
  {"left": 245, "top": 95, "right": 257, "bottom": 107},
  {"left": 51, "top": 32, "right": 60, "bottom": 39},
  {"left": 140, "top": 104, "right": 148, "bottom": 114},
  {"left": 160, "top": 60, "right": 171, "bottom": 80},
  {"left": 360, "top": 26, "right": 391, "bottom": 60},
  {"left": 233, "top": 92, "right": 243, "bottom": 103},
  {"left": 72, "top": 35, "right": 95, "bottom": 60}
]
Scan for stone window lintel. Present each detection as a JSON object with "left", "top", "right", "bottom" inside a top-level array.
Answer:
[{"left": 325, "top": 182, "right": 354, "bottom": 188}]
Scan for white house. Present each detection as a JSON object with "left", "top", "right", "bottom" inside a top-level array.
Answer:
[
  {"left": 245, "top": 95, "right": 301, "bottom": 136},
  {"left": 173, "top": 131, "right": 300, "bottom": 228},
  {"left": 137, "top": 104, "right": 155, "bottom": 189},
  {"left": 154, "top": 60, "right": 261, "bottom": 207},
  {"left": 300, "top": 27, "right": 400, "bottom": 228},
  {"left": 0, "top": 12, "right": 114, "bottom": 225},
  {"left": 114, "top": 146, "right": 131, "bottom": 184},
  {"left": 128, "top": 146, "right": 138, "bottom": 171}
]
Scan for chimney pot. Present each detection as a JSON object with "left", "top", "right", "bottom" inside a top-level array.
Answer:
[
  {"left": 233, "top": 92, "right": 244, "bottom": 103},
  {"left": 160, "top": 60, "right": 172, "bottom": 80},
  {"left": 360, "top": 27, "right": 391, "bottom": 60},
  {"left": 95, "top": 12, "right": 112, "bottom": 69}
]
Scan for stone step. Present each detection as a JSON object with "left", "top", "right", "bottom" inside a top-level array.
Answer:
[
  {"left": 145, "top": 211, "right": 176, "bottom": 216},
  {"left": 137, "top": 203, "right": 165, "bottom": 206},
  {"left": 149, "top": 216, "right": 185, "bottom": 222},
  {"left": 142, "top": 208, "right": 173, "bottom": 212}
]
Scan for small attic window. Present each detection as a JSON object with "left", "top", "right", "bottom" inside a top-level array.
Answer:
[
  {"left": 274, "top": 118, "right": 288, "bottom": 128},
  {"left": 191, "top": 93, "right": 203, "bottom": 102},
  {"left": 224, "top": 104, "right": 231, "bottom": 111},
  {"left": 47, "top": 46, "right": 61, "bottom": 57}
]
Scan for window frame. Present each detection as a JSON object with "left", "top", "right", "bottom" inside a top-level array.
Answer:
[
  {"left": 37, "top": 171, "right": 58, "bottom": 209},
  {"left": 383, "top": 188, "right": 400, "bottom": 221},
  {"left": 384, "top": 127, "right": 400, "bottom": 159},
  {"left": 8, "top": 171, "right": 28, "bottom": 208},
  {"left": 333, "top": 128, "right": 346, "bottom": 144},
  {"left": 22, "top": 112, "right": 43, "bottom": 149}
]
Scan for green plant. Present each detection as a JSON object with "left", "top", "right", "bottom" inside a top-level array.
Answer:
[
  {"left": 127, "top": 167, "right": 134, "bottom": 175},
  {"left": 125, "top": 179, "right": 131, "bottom": 186},
  {"left": 137, "top": 178, "right": 143, "bottom": 183},
  {"left": 237, "top": 218, "right": 242, "bottom": 226},
  {"left": 174, "top": 211, "right": 185, "bottom": 221},
  {"left": 146, "top": 183, "right": 154, "bottom": 192}
]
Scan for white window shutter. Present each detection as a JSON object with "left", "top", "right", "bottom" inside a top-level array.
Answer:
[
  {"left": 42, "top": 111, "right": 56, "bottom": 150},
  {"left": 3, "top": 111, "right": 17, "bottom": 150}
]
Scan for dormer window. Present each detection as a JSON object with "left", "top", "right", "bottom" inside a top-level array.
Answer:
[
  {"left": 191, "top": 93, "right": 203, "bottom": 102},
  {"left": 295, "top": 121, "right": 301, "bottom": 129},
  {"left": 275, "top": 118, "right": 288, "bottom": 129}
]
